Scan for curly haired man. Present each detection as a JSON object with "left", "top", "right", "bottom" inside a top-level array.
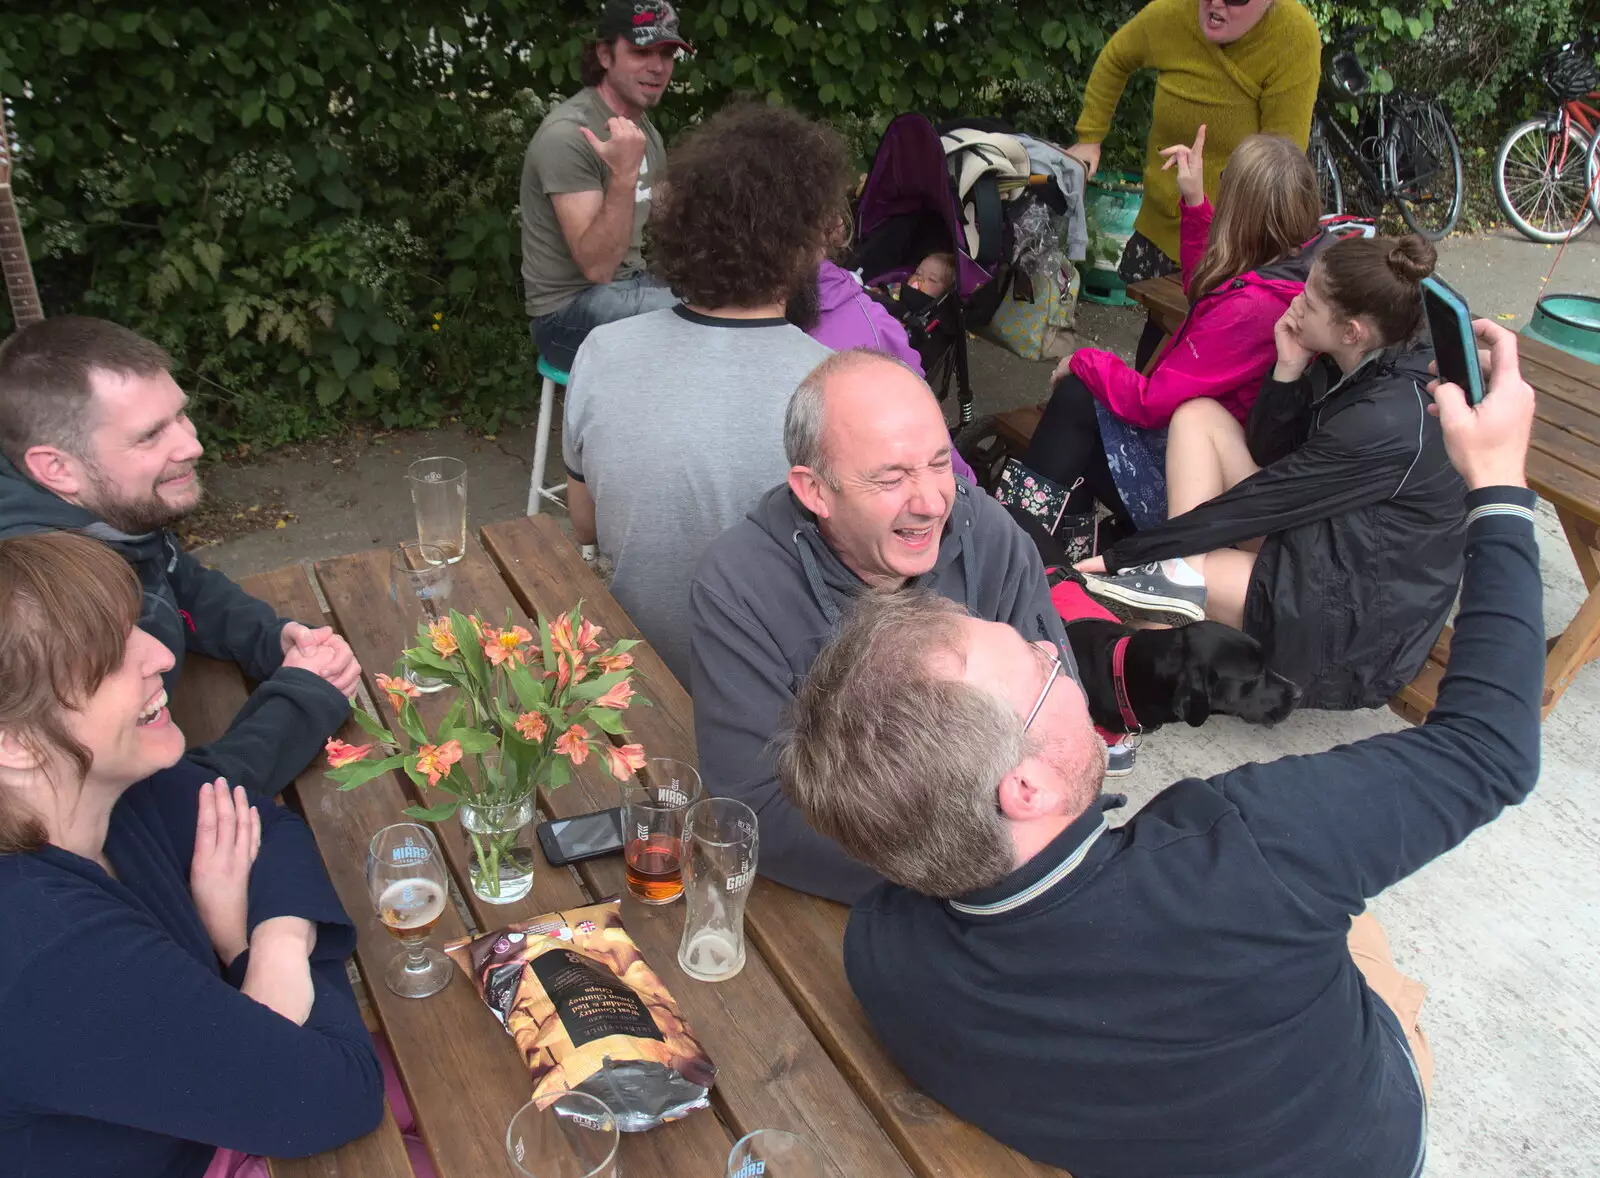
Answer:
[{"left": 561, "top": 101, "right": 850, "bottom": 681}]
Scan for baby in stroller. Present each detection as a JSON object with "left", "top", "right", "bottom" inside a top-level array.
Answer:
[{"left": 906, "top": 251, "right": 957, "bottom": 298}]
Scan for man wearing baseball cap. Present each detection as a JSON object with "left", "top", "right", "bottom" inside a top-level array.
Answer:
[{"left": 519, "top": 1, "right": 694, "bottom": 371}]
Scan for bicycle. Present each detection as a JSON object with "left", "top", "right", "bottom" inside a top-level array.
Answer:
[
  {"left": 1494, "top": 43, "right": 1600, "bottom": 243},
  {"left": 1307, "top": 29, "right": 1464, "bottom": 241}
]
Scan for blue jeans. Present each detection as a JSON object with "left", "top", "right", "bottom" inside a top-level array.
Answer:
[{"left": 529, "top": 274, "right": 679, "bottom": 371}]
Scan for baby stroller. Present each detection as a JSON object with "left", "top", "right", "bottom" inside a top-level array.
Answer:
[{"left": 849, "top": 113, "right": 1025, "bottom": 426}]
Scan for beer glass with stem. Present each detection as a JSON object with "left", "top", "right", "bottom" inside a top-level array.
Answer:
[
  {"left": 388, "top": 542, "right": 452, "bottom": 693},
  {"left": 367, "top": 823, "right": 453, "bottom": 999}
]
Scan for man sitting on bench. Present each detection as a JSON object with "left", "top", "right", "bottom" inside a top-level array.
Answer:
[
  {"left": 0, "top": 317, "right": 359, "bottom": 794},
  {"left": 690, "top": 348, "right": 1079, "bottom": 904},
  {"left": 520, "top": 0, "right": 691, "bottom": 370},
  {"left": 778, "top": 322, "right": 1539, "bottom": 1178}
]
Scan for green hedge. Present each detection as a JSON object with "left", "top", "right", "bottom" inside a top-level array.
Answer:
[{"left": 0, "top": 1, "right": 1580, "bottom": 452}]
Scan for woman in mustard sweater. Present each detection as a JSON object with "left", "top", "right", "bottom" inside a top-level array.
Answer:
[{"left": 1067, "top": 0, "right": 1322, "bottom": 366}]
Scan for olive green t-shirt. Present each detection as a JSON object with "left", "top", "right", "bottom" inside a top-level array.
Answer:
[{"left": 520, "top": 88, "right": 667, "bottom": 319}]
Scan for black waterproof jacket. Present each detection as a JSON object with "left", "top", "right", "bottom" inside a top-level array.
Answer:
[
  {"left": 0, "top": 457, "right": 349, "bottom": 793},
  {"left": 1103, "top": 343, "right": 1466, "bottom": 709}
]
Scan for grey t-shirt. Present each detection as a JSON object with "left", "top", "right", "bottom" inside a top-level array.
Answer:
[
  {"left": 563, "top": 306, "right": 833, "bottom": 683},
  {"left": 520, "top": 88, "right": 667, "bottom": 319}
]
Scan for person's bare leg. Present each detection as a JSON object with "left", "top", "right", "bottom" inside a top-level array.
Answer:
[
  {"left": 1166, "top": 398, "right": 1261, "bottom": 518},
  {"left": 1200, "top": 548, "right": 1257, "bottom": 629}
]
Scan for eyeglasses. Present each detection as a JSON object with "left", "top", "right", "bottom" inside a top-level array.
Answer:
[{"left": 1024, "top": 645, "right": 1062, "bottom": 733}]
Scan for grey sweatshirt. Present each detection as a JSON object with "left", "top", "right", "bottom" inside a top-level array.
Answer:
[{"left": 688, "top": 480, "right": 1079, "bottom": 904}]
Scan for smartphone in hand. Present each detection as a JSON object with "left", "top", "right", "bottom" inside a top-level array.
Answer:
[{"left": 1421, "top": 276, "right": 1486, "bottom": 406}]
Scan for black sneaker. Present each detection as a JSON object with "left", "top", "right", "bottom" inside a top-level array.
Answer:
[{"left": 1083, "top": 562, "right": 1207, "bottom": 625}]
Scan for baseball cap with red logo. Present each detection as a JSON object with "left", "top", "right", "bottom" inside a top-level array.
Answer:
[{"left": 596, "top": 0, "right": 695, "bottom": 53}]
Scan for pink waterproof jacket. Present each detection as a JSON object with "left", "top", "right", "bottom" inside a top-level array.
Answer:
[{"left": 1070, "top": 200, "right": 1310, "bottom": 431}]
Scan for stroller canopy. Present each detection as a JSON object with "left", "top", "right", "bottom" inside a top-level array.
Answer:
[{"left": 855, "top": 113, "right": 996, "bottom": 301}]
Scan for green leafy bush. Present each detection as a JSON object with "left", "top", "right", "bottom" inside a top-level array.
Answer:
[{"left": 0, "top": 0, "right": 1569, "bottom": 453}]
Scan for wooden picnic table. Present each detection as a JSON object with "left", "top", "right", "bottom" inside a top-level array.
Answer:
[
  {"left": 1089, "top": 272, "right": 1600, "bottom": 721},
  {"left": 172, "top": 515, "right": 1073, "bottom": 1178}
]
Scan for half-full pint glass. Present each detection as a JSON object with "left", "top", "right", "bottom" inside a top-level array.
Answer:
[
  {"left": 620, "top": 759, "right": 702, "bottom": 905},
  {"left": 677, "top": 797, "right": 758, "bottom": 982}
]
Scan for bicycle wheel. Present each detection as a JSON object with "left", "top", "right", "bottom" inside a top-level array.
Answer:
[
  {"left": 1495, "top": 116, "right": 1596, "bottom": 242},
  {"left": 1309, "top": 120, "right": 1343, "bottom": 217},
  {"left": 1389, "top": 99, "right": 1464, "bottom": 240}
]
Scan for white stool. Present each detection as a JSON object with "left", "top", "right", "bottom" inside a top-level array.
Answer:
[{"left": 528, "top": 355, "right": 569, "bottom": 516}]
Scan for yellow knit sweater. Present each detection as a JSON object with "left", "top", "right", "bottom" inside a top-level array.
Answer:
[{"left": 1075, "top": 0, "right": 1322, "bottom": 262}]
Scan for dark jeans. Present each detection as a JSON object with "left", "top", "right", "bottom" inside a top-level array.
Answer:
[
  {"left": 529, "top": 273, "right": 678, "bottom": 371},
  {"left": 1025, "top": 375, "right": 1133, "bottom": 527}
]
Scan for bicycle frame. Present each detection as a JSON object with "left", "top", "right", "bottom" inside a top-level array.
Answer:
[{"left": 1314, "top": 90, "right": 1392, "bottom": 201}]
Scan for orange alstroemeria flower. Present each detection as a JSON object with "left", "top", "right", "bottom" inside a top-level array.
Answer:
[
  {"left": 596, "top": 651, "right": 633, "bottom": 674},
  {"left": 483, "top": 624, "right": 533, "bottom": 667},
  {"left": 576, "top": 618, "right": 603, "bottom": 654},
  {"left": 375, "top": 672, "right": 421, "bottom": 713},
  {"left": 601, "top": 742, "right": 647, "bottom": 781},
  {"left": 514, "top": 710, "right": 548, "bottom": 742},
  {"left": 593, "top": 680, "right": 635, "bottom": 710},
  {"left": 553, "top": 724, "right": 591, "bottom": 765},
  {"left": 325, "top": 738, "right": 374, "bottom": 768},
  {"left": 427, "top": 617, "right": 458, "bottom": 657},
  {"left": 549, "top": 614, "right": 580, "bottom": 662},
  {"left": 413, "top": 740, "right": 463, "bottom": 786}
]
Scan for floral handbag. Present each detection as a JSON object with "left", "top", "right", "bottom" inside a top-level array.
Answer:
[{"left": 992, "top": 458, "right": 1099, "bottom": 563}]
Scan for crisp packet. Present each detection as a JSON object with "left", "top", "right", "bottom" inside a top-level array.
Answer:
[{"left": 445, "top": 899, "right": 715, "bottom": 1130}]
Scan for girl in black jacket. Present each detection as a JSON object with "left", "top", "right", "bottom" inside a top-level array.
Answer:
[{"left": 1081, "top": 235, "right": 1467, "bottom": 709}]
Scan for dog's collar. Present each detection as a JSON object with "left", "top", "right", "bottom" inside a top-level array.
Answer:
[{"left": 1111, "top": 635, "right": 1141, "bottom": 733}]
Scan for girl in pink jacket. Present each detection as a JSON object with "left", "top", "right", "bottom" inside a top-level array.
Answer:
[{"left": 1024, "top": 131, "right": 1323, "bottom": 532}]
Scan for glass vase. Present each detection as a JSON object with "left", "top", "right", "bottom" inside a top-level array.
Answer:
[{"left": 459, "top": 796, "right": 537, "bottom": 905}]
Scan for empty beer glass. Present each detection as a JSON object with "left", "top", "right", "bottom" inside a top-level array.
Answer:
[
  {"left": 727, "top": 1129, "right": 831, "bottom": 1178},
  {"left": 677, "top": 797, "right": 758, "bottom": 982},
  {"left": 388, "top": 542, "right": 452, "bottom": 693},
  {"left": 505, "top": 1091, "right": 619, "bottom": 1178},
  {"left": 407, "top": 455, "right": 467, "bottom": 564}
]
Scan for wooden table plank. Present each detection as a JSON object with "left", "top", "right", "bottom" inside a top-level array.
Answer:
[
  {"left": 1128, "top": 273, "right": 1187, "bottom": 336},
  {"left": 169, "top": 651, "right": 255, "bottom": 752},
  {"left": 483, "top": 516, "right": 1071, "bottom": 1178},
  {"left": 244, "top": 566, "right": 557, "bottom": 1178}
]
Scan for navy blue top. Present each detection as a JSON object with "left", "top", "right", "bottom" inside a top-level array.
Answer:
[
  {"left": 846, "top": 490, "right": 1544, "bottom": 1178},
  {"left": 0, "top": 759, "right": 384, "bottom": 1178}
]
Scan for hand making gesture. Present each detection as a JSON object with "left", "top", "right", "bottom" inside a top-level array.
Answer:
[
  {"left": 1158, "top": 124, "right": 1207, "bottom": 208},
  {"left": 190, "top": 778, "right": 261, "bottom": 967},
  {"left": 581, "top": 116, "right": 648, "bottom": 182}
]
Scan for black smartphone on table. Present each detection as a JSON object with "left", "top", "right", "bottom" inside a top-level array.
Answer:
[
  {"left": 537, "top": 807, "right": 624, "bottom": 866},
  {"left": 1420, "top": 276, "right": 1486, "bottom": 406}
]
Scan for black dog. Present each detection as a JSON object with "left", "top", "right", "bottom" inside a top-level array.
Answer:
[{"left": 1066, "top": 616, "right": 1301, "bottom": 734}]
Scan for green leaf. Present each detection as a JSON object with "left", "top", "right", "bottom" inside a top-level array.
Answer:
[
  {"left": 396, "top": 698, "right": 428, "bottom": 745},
  {"left": 438, "top": 728, "right": 499, "bottom": 754},
  {"left": 570, "top": 668, "right": 628, "bottom": 702},
  {"left": 402, "top": 800, "right": 460, "bottom": 822},
  {"left": 223, "top": 302, "right": 250, "bottom": 338},
  {"left": 193, "top": 241, "right": 224, "bottom": 281},
  {"left": 278, "top": 72, "right": 296, "bottom": 98},
  {"left": 856, "top": 7, "right": 877, "bottom": 32},
  {"left": 354, "top": 708, "right": 396, "bottom": 742},
  {"left": 372, "top": 364, "right": 400, "bottom": 392},
  {"left": 330, "top": 344, "right": 360, "bottom": 379},
  {"left": 586, "top": 706, "right": 628, "bottom": 736},
  {"left": 1404, "top": 17, "right": 1422, "bottom": 39},
  {"left": 545, "top": 755, "right": 570, "bottom": 791},
  {"left": 368, "top": 315, "right": 401, "bottom": 346},
  {"left": 90, "top": 22, "right": 116, "bottom": 48},
  {"left": 1041, "top": 20, "right": 1067, "bottom": 49},
  {"left": 328, "top": 752, "right": 410, "bottom": 790},
  {"left": 508, "top": 661, "right": 549, "bottom": 710},
  {"left": 315, "top": 372, "right": 346, "bottom": 407},
  {"left": 266, "top": 104, "right": 285, "bottom": 130}
]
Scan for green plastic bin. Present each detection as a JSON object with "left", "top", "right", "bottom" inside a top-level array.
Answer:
[{"left": 1525, "top": 294, "right": 1600, "bottom": 364}]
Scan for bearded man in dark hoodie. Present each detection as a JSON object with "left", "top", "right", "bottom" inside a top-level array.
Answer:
[
  {"left": 688, "top": 347, "right": 1079, "bottom": 903},
  {"left": 0, "top": 317, "right": 357, "bottom": 793}
]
